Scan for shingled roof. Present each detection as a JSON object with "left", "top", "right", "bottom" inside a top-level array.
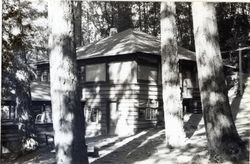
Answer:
[{"left": 77, "top": 29, "right": 196, "bottom": 61}]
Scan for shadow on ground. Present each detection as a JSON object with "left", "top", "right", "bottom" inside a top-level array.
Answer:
[
  {"left": 92, "top": 128, "right": 165, "bottom": 164},
  {"left": 1, "top": 146, "right": 56, "bottom": 164},
  {"left": 184, "top": 113, "right": 203, "bottom": 138},
  {"left": 92, "top": 128, "right": 210, "bottom": 164}
]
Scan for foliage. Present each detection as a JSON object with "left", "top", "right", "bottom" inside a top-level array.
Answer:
[
  {"left": 2, "top": 0, "right": 47, "bottom": 96},
  {"left": 176, "top": 2, "right": 194, "bottom": 51},
  {"left": 2, "top": 0, "right": 48, "bottom": 152},
  {"left": 216, "top": 3, "right": 250, "bottom": 51},
  {"left": 79, "top": 2, "right": 160, "bottom": 45},
  {"left": 79, "top": 2, "right": 249, "bottom": 53}
]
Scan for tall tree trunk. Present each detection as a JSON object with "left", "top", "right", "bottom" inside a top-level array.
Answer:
[
  {"left": 15, "top": 84, "right": 32, "bottom": 140},
  {"left": 161, "top": 2, "right": 186, "bottom": 148},
  {"left": 153, "top": 2, "right": 157, "bottom": 36},
  {"left": 143, "top": 2, "right": 148, "bottom": 33},
  {"left": 74, "top": 1, "right": 82, "bottom": 48},
  {"left": 138, "top": 2, "right": 142, "bottom": 31},
  {"left": 192, "top": 2, "right": 247, "bottom": 162},
  {"left": 48, "top": 1, "right": 89, "bottom": 163},
  {"left": 188, "top": 3, "right": 195, "bottom": 51},
  {"left": 111, "top": 2, "right": 114, "bottom": 27},
  {"left": 117, "top": 2, "right": 133, "bottom": 32},
  {"left": 15, "top": 85, "right": 30, "bottom": 122}
]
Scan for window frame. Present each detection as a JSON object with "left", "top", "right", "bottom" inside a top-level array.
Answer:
[
  {"left": 137, "top": 64, "right": 158, "bottom": 84},
  {"left": 78, "top": 65, "right": 85, "bottom": 82},
  {"left": 41, "top": 70, "right": 50, "bottom": 82},
  {"left": 145, "top": 108, "right": 157, "bottom": 120},
  {"left": 84, "top": 106, "right": 100, "bottom": 123},
  {"left": 1, "top": 104, "right": 15, "bottom": 120},
  {"left": 108, "top": 61, "right": 134, "bottom": 83},
  {"left": 85, "top": 63, "right": 107, "bottom": 83},
  {"left": 138, "top": 107, "right": 158, "bottom": 121}
]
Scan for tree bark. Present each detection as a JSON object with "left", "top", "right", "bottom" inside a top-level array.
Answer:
[
  {"left": 74, "top": 1, "right": 82, "bottom": 48},
  {"left": 48, "top": 1, "right": 89, "bottom": 164},
  {"left": 153, "top": 2, "right": 157, "bottom": 36},
  {"left": 192, "top": 2, "right": 247, "bottom": 162},
  {"left": 138, "top": 2, "right": 142, "bottom": 31},
  {"left": 117, "top": 2, "right": 133, "bottom": 32},
  {"left": 143, "top": 2, "right": 148, "bottom": 33},
  {"left": 188, "top": 3, "right": 195, "bottom": 51},
  {"left": 161, "top": 2, "right": 186, "bottom": 148}
]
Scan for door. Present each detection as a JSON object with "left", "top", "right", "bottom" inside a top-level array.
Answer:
[{"left": 107, "top": 102, "right": 118, "bottom": 135}]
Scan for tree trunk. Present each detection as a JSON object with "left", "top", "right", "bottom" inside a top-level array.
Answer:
[
  {"left": 138, "top": 2, "right": 142, "bottom": 31},
  {"left": 192, "top": 2, "right": 247, "bottom": 162},
  {"left": 48, "top": 1, "right": 89, "bottom": 163},
  {"left": 161, "top": 2, "right": 186, "bottom": 148},
  {"left": 15, "top": 84, "right": 32, "bottom": 139},
  {"left": 143, "top": 2, "right": 148, "bottom": 33},
  {"left": 188, "top": 3, "right": 195, "bottom": 51},
  {"left": 153, "top": 3, "right": 157, "bottom": 36},
  {"left": 74, "top": 1, "right": 82, "bottom": 48},
  {"left": 117, "top": 2, "right": 133, "bottom": 32}
]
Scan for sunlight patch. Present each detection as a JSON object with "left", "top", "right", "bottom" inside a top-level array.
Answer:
[
  {"left": 209, "top": 92, "right": 225, "bottom": 106},
  {"left": 217, "top": 114, "right": 231, "bottom": 127}
]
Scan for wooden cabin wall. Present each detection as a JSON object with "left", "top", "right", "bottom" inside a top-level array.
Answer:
[
  {"left": 81, "top": 55, "right": 162, "bottom": 137},
  {"left": 82, "top": 84, "right": 162, "bottom": 136}
]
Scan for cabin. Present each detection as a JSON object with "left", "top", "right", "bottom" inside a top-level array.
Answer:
[
  {"left": 1, "top": 29, "right": 200, "bottom": 139},
  {"left": 35, "top": 29, "right": 200, "bottom": 137}
]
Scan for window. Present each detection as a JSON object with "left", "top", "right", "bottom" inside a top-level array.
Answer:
[
  {"left": 34, "top": 105, "right": 52, "bottom": 124},
  {"left": 138, "top": 65, "right": 158, "bottom": 83},
  {"left": 145, "top": 108, "right": 157, "bottom": 120},
  {"left": 85, "top": 106, "right": 99, "bottom": 123},
  {"left": 137, "top": 99, "right": 159, "bottom": 120},
  {"left": 139, "top": 108, "right": 157, "bottom": 120},
  {"left": 1, "top": 105, "right": 15, "bottom": 120},
  {"left": 41, "top": 70, "right": 50, "bottom": 82},
  {"left": 86, "top": 63, "right": 106, "bottom": 82},
  {"left": 109, "top": 62, "right": 133, "bottom": 83}
]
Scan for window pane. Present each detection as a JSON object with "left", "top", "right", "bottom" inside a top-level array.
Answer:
[
  {"left": 10, "top": 105, "right": 15, "bottom": 119},
  {"left": 78, "top": 66, "right": 85, "bottom": 82},
  {"left": 138, "top": 65, "right": 158, "bottom": 82},
  {"left": 41, "top": 70, "right": 49, "bottom": 82},
  {"left": 138, "top": 108, "right": 145, "bottom": 120},
  {"left": 86, "top": 64, "right": 106, "bottom": 82},
  {"left": 85, "top": 106, "right": 99, "bottom": 123},
  {"left": 145, "top": 108, "right": 151, "bottom": 120},
  {"left": 144, "top": 108, "right": 157, "bottom": 120},
  {"left": 109, "top": 62, "right": 132, "bottom": 83}
]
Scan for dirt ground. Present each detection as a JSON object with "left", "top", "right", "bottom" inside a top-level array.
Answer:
[{"left": 1, "top": 75, "right": 250, "bottom": 164}]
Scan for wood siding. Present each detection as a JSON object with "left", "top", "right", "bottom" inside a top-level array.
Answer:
[{"left": 82, "top": 83, "right": 162, "bottom": 136}]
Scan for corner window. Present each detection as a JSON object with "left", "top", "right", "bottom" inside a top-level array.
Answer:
[
  {"left": 138, "top": 65, "right": 158, "bottom": 83},
  {"left": 108, "top": 62, "right": 133, "bottom": 83},
  {"left": 86, "top": 63, "right": 106, "bottom": 82}
]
